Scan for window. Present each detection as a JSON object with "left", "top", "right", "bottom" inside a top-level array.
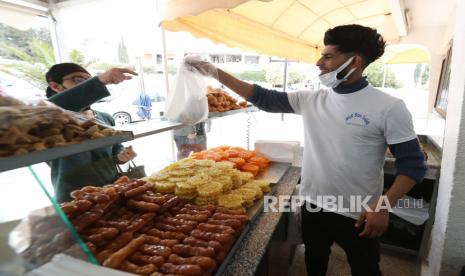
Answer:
[
  {"left": 435, "top": 43, "right": 453, "bottom": 118},
  {"left": 210, "top": 54, "right": 225, "bottom": 63},
  {"left": 226, "top": 54, "right": 242, "bottom": 62},
  {"left": 244, "top": 55, "right": 260, "bottom": 64}
]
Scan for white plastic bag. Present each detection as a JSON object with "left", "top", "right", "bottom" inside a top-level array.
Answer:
[{"left": 165, "top": 61, "right": 208, "bottom": 124}]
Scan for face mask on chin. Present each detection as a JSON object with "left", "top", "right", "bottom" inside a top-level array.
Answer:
[{"left": 318, "top": 56, "right": 356, "bottom": 88}]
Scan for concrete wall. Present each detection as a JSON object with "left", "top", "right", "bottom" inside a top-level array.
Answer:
[{"left": 423, "top": 0, "right": 465, "bottom": 274}]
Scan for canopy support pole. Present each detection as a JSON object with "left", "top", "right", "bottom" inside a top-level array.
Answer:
[
  {"left": 281, "top": 59, "right": 288, "bottom": 121},
  {"left": 48, "top": 0, "right": 65, "bottom": 62},
  {"left": 156, "top": 0, "right": 176, "bottom": 161}
]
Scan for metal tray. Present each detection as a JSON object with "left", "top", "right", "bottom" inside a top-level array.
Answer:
[
  {"left": 208, "top": 106, "right": 258, "bottom": 118},
  {"left": 0, "top": 131, "right": 133, "bottom": 173},
  {"left": 256, "top": 162, "right": 291, "bottom": 184}
]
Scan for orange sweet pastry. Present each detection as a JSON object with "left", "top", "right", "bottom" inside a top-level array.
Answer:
[{"left": 241, "top": 163, "right": 260, "bottom": 176}]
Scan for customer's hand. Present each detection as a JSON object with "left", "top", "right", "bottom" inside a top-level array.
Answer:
[
  {"left": 98, "top": 68, "right": 138, "bottom": 85},
  {"left": 117, "top": 146, "right": 137, "bottom": 163},
  {"left": 184, "top": 56, "right": 219, "bottom": 80}
]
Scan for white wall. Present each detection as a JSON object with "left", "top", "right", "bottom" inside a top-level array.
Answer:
[
  {"left": 423, "top": 0, "right": 465, "bottom": 274},
  {"left": 397, "top": 23, "right": 455, "bottom": 150},
  {"left": 399, "top": 24, "right": 453, "bottom": 112}
]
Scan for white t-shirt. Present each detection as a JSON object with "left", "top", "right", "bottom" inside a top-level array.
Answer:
[{"left": 287, "top": 85, "right": 417, "bottom": 219}]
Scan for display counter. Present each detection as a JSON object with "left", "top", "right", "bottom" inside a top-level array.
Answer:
[{"left": 221, "top": 167, "right": 301, "bottom": 275}]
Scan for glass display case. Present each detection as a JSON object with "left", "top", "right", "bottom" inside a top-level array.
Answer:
[{"left": 0, "top": 107, "right": 259, "bottom": 275}]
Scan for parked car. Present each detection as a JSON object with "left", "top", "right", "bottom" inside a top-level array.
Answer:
[
  {"left": 0, "top": 72, "right": 45, "bottom": 104},
  {"left": 92, "top": 94, "right": 166, "bottom": 126}
]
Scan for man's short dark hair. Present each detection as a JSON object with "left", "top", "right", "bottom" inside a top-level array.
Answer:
[
  {"left": 45, "top": 63, "right": 89, "bottom": 98},
  {"left": 324, "top": 24, "right": 386, "bottom": 68}
]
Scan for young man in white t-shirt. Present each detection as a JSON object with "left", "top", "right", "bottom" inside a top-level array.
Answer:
[{"left": 185, "top": 24, "right": 426, "bottom": 276}]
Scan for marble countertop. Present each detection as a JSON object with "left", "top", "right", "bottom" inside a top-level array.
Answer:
[{"left": 220, "top": 136, "right": 442, "bottom": 275}]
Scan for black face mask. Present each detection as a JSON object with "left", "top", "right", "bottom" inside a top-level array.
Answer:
[{"left": 46, "top": 87, "right": 58, "bottom": 98}]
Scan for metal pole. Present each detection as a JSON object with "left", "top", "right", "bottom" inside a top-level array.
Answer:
[
  {"left": 136, "top": 56, "right": 146, "bottom": 94},
  {"left": 155, "top": 0, "right": 175, "bottom": 161},
  {"left": 160, "top": 28, "right": 170, "bottom": 95},
  {"left": 281, "top": 59, "right": 288, "bottom": 121},
  {"left": 155, "top": 0, "right": 170, "bottom": 96},
  {"left": 47, "top": 0, "right": 63, "bottom": 62}
]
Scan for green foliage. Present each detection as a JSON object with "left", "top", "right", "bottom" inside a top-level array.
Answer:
[
  {"left": 117, "top": 38, "right": 129, "bottom": 63},
  {"left": 231, "top": 70, "right": 266, "bottom": 82},
  {"left": 0, "top": 42, "right": 33, "bottom": 63},
  {"left": 0, "top": 23, "right": 51, "bottom": 59},
  {"left": 0, "top": 23, "right": 55, "bottom": 87},
  {"left": 142, "top": 65, "right": 155, "bottom": 74},
  {"left": 69, "top": 49, "right": 85, "bottom": 64},
  {"left": 265, "top": 63, "right": 284, "bottom": 86},
  {"left": 421, "top": 64, "right": 429, "bottom": 85},
  {"left": 30, "top": 40, "right": 55, "bottom": 68},
  {"left": 68, "top": 49, "right": 95, "bottom": 68},
  {"left": 1, "top": 40, "right": 55, "bottom": 88},
  {"left": 288, "top": 70, "right": 306, "bottom": 84},
  {"left": 168, "top": 64, "right": 178, "bottom": 75},
  {"left": 414, "top": 64, "right": 422, "bottom": 87},
  {"left": 13, "top": 62, "right": 48, "bottom": 88},
  {"left": 265, "top": 63, "right": 307, "bottom": 87},
  {"left": 365, "top": 62, "right": 400, "bottom": 88}
]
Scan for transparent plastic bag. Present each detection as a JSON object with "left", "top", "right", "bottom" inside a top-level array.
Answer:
[
  {"left": 9, "top": 206, "right": 95, "bottom": 271},
  {"left": 0, "top": 96, "right": 120, "bottom": 157},
  {"left": 165, "top": 61, "right": 208, "bottom": 124}
]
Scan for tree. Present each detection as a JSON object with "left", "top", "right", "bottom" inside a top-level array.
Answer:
[
  {"left": 265, "top": 63, "right": 283, "bottom": 87},
  {"left": 414, "top": 64, "right": 422, "bottom": 87},
  {"left": 265, "top": 63, "right": 307, "bottom": 87},
  {"left": 421, "top": 64, "right": 429, "bottom": 86},
  {"left": 1, "top": 40, "right": 55, "bottom": 88},
  {"left": 69, "top": 49, "right": 95, "bottom": 68},
  {"left": 117, "top": 37, "right": 129, "bottom": 64},
  {"left": 288, "top": 70, "right": 306, "bottom": 85},
  {"left": 231, "top": 70, "right": 266, "bottom": 82},
  {"left": 365, "top": 62, "right": 400, "bottom": 88},
  {"left": 0, "top": 23, "right": 51, "bottom": 58},
  {"left": 69, "top": 49, "right": 85, "bottom": 64},
  {"left": 0, "top": 23, "right": 54, "bottom": 88}
]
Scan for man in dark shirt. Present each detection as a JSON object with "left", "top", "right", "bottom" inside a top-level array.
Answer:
[{"left": 45, "top": 63, "right": 137, "bottom": 202}]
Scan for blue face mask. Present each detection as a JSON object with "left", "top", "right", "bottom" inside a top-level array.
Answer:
[{"left": 318, "top": 56, "right": 356, "bottom": 88}]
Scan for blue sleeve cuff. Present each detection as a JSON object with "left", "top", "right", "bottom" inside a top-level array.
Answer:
[
  {"left": 113, "top": 144, "right": 124, "bottom": 156},
  {"left": 388, "top": 138, "right": 427, "bottom": 184}
]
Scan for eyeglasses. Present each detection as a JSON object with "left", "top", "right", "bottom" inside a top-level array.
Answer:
[{"left": 61, "top": 75, "right": 91, "bottom": 85}]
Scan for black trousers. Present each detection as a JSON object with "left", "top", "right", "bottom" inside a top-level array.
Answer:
[{"left": 301, "top": 204, "right": 382, "bottom": 276}]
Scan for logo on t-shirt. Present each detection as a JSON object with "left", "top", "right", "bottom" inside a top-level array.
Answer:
[{"left": 345, "top": 112, "right": 370, "bottom": 126}]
